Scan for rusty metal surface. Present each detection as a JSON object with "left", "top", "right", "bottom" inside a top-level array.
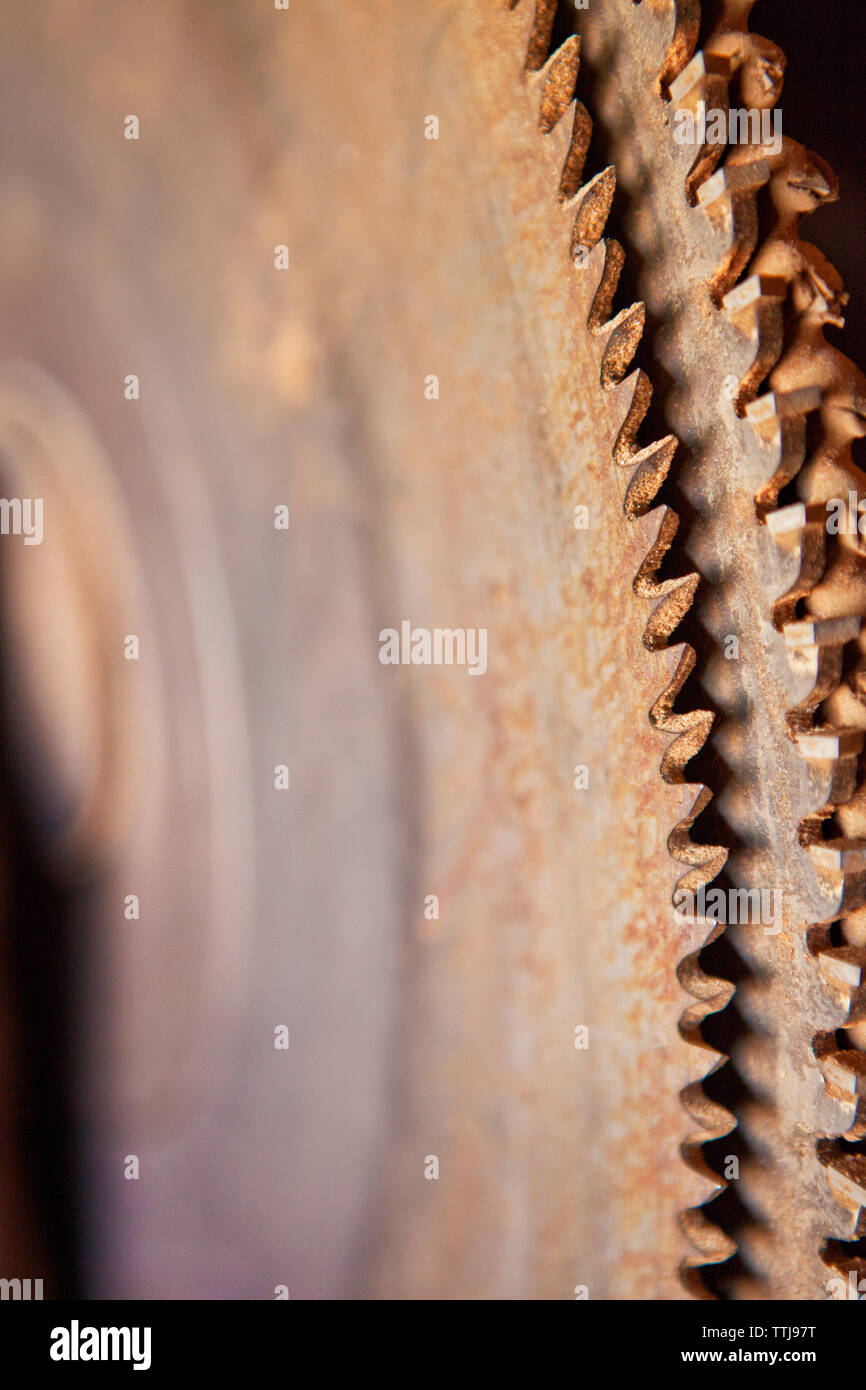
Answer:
[
  {"left": 578, "top": 0, "right": 866, "bottom": 1297},
  {"left": 0, "top": 0, "right": 864, "bottom": 1302}
]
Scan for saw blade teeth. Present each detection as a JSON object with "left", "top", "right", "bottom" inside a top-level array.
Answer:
[
  {"left": 623, "top": 436, "right": 678, "bottom": 518},
  {"left": 632, "top": 0, "right": 866, "bottom": 1298},
  {"left": 657, "top": 709, "right": 714, "bottom": 781},
  {"left": 631, "top": 502, "right": 679, "bottom": 586},
  {"left": 766, "top": 507, "right": 826, "bottom": 631},
  {"left": 652, "top": 700, "right": 714, "bottom": 762},
  {"left": 794, "top": 725, "right": 863, "bottom": 808},
  {"left": 816, "top": 942, "right": 866, "bottom": 995},
  {"left": 697, "top": 158, "right": 769, "bottom": 300},
  {"left": 812, "top": 896, "right": 866, "bottom": 1217},
  {"left": 745, "top": 387, "right": 821, "bottom": 516},
  {"left": 680, "top": 1080, "right": 735, "bottom": 1135},
  {"left": 674, "top": 857, "right": 728, "bottom": 904},
  {"left": 679, "top": 1002, "right": 733, "bottom": 1056},
  {"left": 721, "top": 274, "right": 786, "bottom": 409},
  {"left": 642, "top": 577, "right": 700, "bottom": 648},
  {"left": 656, "top": 0, "right": 702, "bottom": 95},
  {"left": 667, "top": 784, "right": 723, "bottom": 866},
  {"left": 669, "top": 50, "right": 734, "bottom": 204},
  {"left": 808, "top": 839, "right": 866, "bottom": 917},
  {"left": 530, "top": 35, "right": 593, "bottom": 200},
  {"left": 558, "top": 101, "right": 593, "bottom": 200},
  {"left": 819, "top": 1147, "right": 866, "bottom": 1226},
  {"left": 506, "top": 0, "right": 546, "bottom": 78},
  {"left": 510, "top": 0, "right": 866, "bottom": 1301},
  {"left": 721, "top": 273, "right": 787, "bottom": 317},
  {"left": 586, "top": 238, "right": 625, "bottom": 333},
  {"left": 680, "top": 1208, "right": 737, "bottom": 1265},
  {"left": 815, "top": 1046, "right": 866, "bottom": 1139},
  {"left": 697, "top": 157, "right": 770, "bottom": 210},
  {"left": 611, "top": 368, "right": 653, "bottom": 463},
  {"left": 632, "top": 516, "right": 703, "bottom": 651},
  {"left": 746, "top": 386, "right": 822, "bottom": 431},
  {"left": 666, "top": 781, "right": 712, "bottom": 828},
  {"left": 566, "top": 164, "right": 616, "bottom": 257},
  {"left": 533, "top": 33, "right": 580, "bottom": 131},
  {"left": 668, "top": 49, "right": 733, "bottom": 110},
  {"left": 796, "top": 727, "right": 864, "bottom": 763},
  {"left": 633, "top": 508, "right": 695, "bottom": 600},
  {"left": 599, "top": 301, "right": 646, "bottom": 389},
  {"left": 520, "top": 6, "right": 730, "bottom": 1295},
  {"left": 679, "top": 1143, "right": 725, "bottom": 1197},
  {"left": 648, "top": 640, "right": 697, "bottom": 719},
  {"left": 782, "top": 618, "right": 861, "bottom": 732},
  {"left": 678, "top": 958, "right": 736, "bottom": 1013},
  {"left": 784, "top": 616, "right": 862, "bottom": 651},
  {"left": 519, "top": 0, "right": 557, "bottom": 73},
  {"left": 764, "top": 137, "right": 839, "bottom": 223}
]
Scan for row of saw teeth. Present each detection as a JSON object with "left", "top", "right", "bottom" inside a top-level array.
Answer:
[
  {"left": 661, "top": 0, "right": 866, "bottom": 1297},
  {"left": 511, "top": 0, "right": 734, "bottom": 1296}
]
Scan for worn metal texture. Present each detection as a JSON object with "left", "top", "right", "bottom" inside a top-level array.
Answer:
[
  {"left": 2, "top": 0, "right": 864, "bottom": 1302},
  {"left": 578, "top": 0, "right": 866, "bottom": 1298},
  {"left": 0, "top": 0, "right": 717, "bottom": 1299}
]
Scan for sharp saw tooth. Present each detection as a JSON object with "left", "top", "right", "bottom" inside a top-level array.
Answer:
[
  {"left": 534, "top": 35, "right": 580, "bottom": 132},
  {"left": 567, "top": 165, "right": 616, "bottom": 256}
]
